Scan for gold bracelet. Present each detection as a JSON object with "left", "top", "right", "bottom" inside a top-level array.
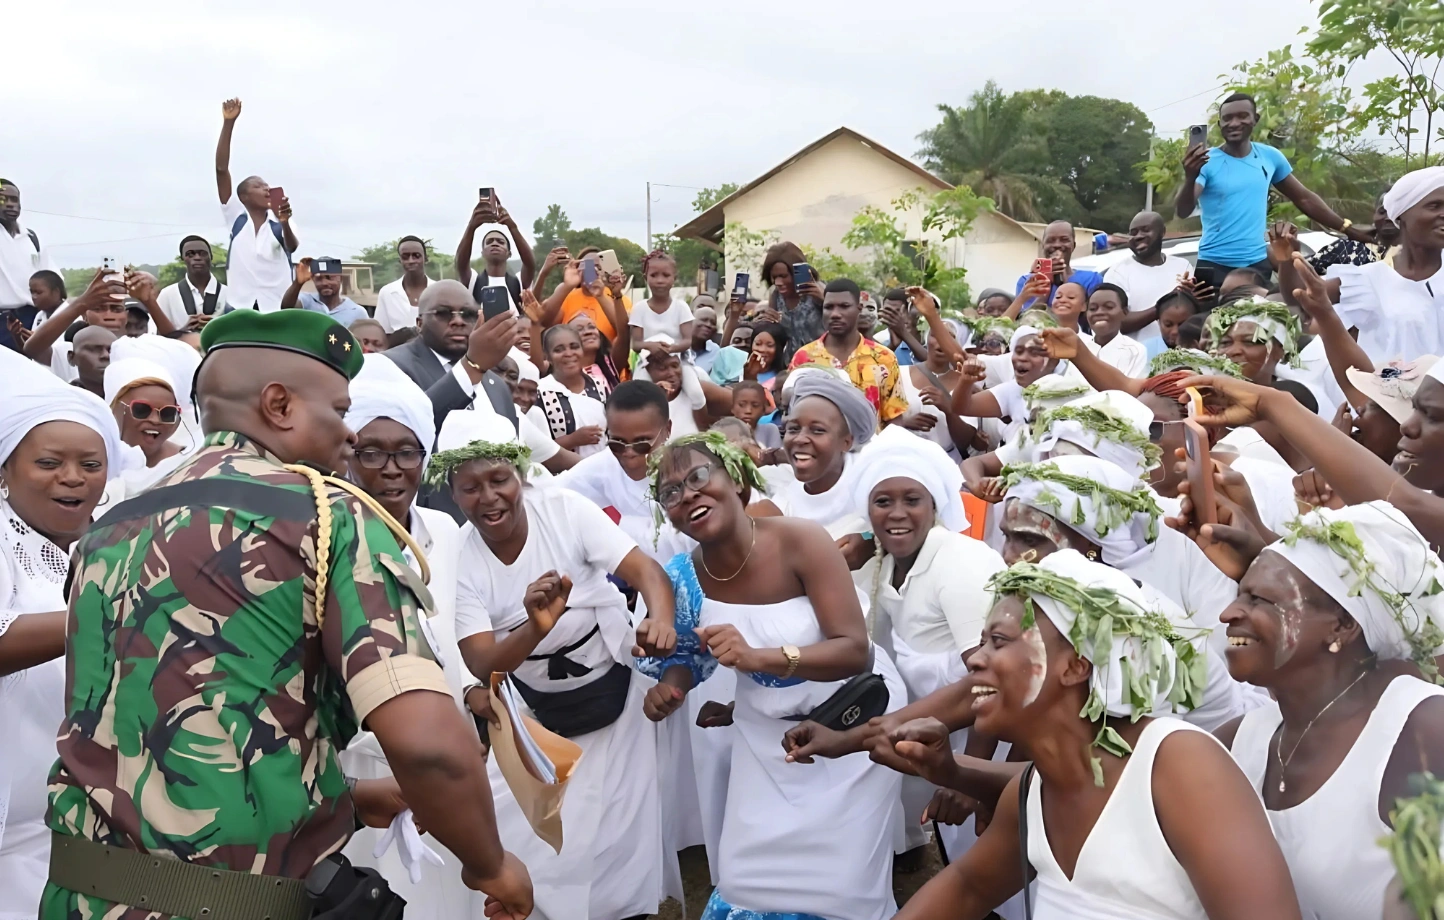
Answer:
[
  {"left": 1339, "top": 219, "right": 1353, "bottom": 234},
  {"left": 463, "top": 355, "right": 483, "bottom": 373}
]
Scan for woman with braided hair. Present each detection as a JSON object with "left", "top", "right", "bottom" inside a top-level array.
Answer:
[
  {"left": 892, "top": 551, "right": 1300, "bottom": 920},
  {"left": 629, "top": 249, "right": 694, "bottom": 359},
  {"left": 639, "top": 431, "right": 907, "bottom": 920}
]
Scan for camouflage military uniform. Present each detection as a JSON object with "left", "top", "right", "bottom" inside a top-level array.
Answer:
[{"left": 42, "top": 431, "right": 451, "bottom": 920}]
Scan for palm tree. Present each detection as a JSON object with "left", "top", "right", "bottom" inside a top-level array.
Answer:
[{"left": 917, "top": 82, "right": 1059, "bottom": 221}]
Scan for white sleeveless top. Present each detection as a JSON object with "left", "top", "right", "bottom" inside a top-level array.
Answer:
[
  {"left": 1231, "top": 674, "right": 1444, "bottom": 920},
  {"left": 1027, "top": 719, "right": 1213, "bottom": 920}
]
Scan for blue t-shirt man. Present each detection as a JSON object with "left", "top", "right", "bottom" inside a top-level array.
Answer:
[{"left": 1196, "top": 141, "right": 1292, "bottom": 266}]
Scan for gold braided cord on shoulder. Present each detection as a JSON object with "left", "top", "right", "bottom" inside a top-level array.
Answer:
[{"left": 282, "top": 466, "right": 433, "bottom": 631}]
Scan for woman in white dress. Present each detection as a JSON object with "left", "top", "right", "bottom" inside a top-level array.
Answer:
[
  {"left": 894, "top": 551, "right": 1301, "bottom": 920},
  {"left": 336, "top": 354, "right": 483, "bottom": 918},
  {"left": 434, "top": 410, "right": 677, "bottom": 920},
  {"left": 1214, "top": 501, "right": 1444, "bottom": 920},
  {"left": 533, "top": 324, "right": 609, "bottom": 458},
  {"left": 642, "top": 431, "right": 905, "bottom": 920},
  {"left": 0, "top": 353, "right": 124, "bottom": 920}
]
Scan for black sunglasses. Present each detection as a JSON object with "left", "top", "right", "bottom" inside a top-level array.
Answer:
[
  {"left": 606, "top": 431, "right": 664, "bottom": 457},
  {"left": 354, "top": 448, "right": 426, "bottom": 470},
  {"left": 121, "top": 400, "right": 181, "bottom": 425},
  {"left": 427, "top": 308, "right": 479, "bottom": 323}
]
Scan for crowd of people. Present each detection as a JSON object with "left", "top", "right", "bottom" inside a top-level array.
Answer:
[{"left": 4, "top": 91, "right": 1444, "bottom": 920}]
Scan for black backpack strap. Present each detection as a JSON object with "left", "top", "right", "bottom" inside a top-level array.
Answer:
[
  {"left": 177, "top": 281, "right": 198, "bottom": 316},
  {"left": 202, "top": 281, "right": 219, "bottom": 315},
  {"left": 506, "top": 273, "right": 522, "bottom": 309},
  {"left": 1018, "top": 762, "right": 1036, "bottom": 920},
  {"left": 26, "top": 229, "right": 40, "bottom": 251}
]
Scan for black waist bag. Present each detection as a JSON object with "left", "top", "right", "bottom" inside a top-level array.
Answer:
[
  {"left": 511, "top": 662, "right": 632, "bottom": 738},
  {"left": 794, "top": 672, "right": 890, "bottom": 731}
]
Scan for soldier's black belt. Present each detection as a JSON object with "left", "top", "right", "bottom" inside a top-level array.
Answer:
[{"left": 49, "top": 833, "right": 313, "bottom": 920}]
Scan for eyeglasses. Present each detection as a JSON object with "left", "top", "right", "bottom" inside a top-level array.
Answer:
[
  {"left": 354, "top": 448, "right": 426, "bottom": 470},
  {"left": 121, "top": 400, "right": 181, "bottom": 425},
  {"left": 426, "top": 308, "right": 479, "bottom": 323},
  {"left": 657, "top": 463, "right": 716, "bottom": 509},
  {"left": 606, "top": 431, "right": 664, "bottom": 456}
]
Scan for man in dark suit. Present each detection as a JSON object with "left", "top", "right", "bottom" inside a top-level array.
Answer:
[
  {"left": 383, "top": 279, "right": 518, "bottom": 430},
  {"left": 383, "top": 279, "right": 519, "bottom": 522}
]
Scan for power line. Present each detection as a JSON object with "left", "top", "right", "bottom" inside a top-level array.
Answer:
[
  {"left": 1145, "top": 83, "right": 1227, "bottom": 115},
  {"left": 26, "top": 209, "right": 199, "bottom": 229},
  {"left": 48, "top": 232, "right": 180, "bottom": 248}
]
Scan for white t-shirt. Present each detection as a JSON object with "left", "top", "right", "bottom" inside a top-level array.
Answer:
[
  {"left": 1090, "top": 333, "right": 1148, "bottom": 378},
  {"left": 665, "top": 365, "right": 708, "bottom": 437},
  {"left": 454, "top": 487, "right": 634, "bottom": 641},
  {"left": 1330, "top": 259, "right": 1444, "bottom": 363},
  {"left": 374, "top": 275, "right": 433, "bottom": 333},
  {"left": 220, "top": 197, "right": 295, "bottom": 312},
  {"left": 156, "top": 275, "right": 228, "bottom": 327},
  {"left": 532, "top": 378, "right": 608, "bottom": 458},
  {"left": 554, "top": 450, "right": 695, "bottom": 565},
  {"left": 0, "top": 223, "right": 53, "bottom": 307},
  {"left": 1104, "top": 253, "right": 1191, "bottom": 345},
  {"left": 628, "top": 296, "right": 693, "bottom": 344}
]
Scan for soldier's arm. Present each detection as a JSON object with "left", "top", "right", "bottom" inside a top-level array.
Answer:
[{"left": 319, "top": 497, "right": 516, "bottom": 893}]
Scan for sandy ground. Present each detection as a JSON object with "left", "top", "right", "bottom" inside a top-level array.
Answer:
[{"left": 653, "top": 843, "right": 945, "bottom": 919}]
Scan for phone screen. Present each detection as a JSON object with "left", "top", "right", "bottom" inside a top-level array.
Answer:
[
  {"left": 479, "top": 187, "right": 494, "bottom": 201},
  {"left": 582, "top": 258, "right": 598, "bottom": 286},
  {"left": 1188, "top": 125, "right": 1208, "bottom": 149}
]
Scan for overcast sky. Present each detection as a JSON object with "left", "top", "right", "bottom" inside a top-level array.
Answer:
[{"left": 7, "top": 0, "right": 1327, "bottom": 268}]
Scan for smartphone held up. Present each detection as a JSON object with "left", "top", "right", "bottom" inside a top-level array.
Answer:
[{"left": 1181, "top": 386, "right": 1217, "bottom": 525}]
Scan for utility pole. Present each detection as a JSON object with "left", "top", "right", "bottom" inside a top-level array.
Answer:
[
  {"left": 646, "top": 181, "right": 652, "bottom": 251},
  {"left": 1144, "top": 135, "right": 1155, "bottom": 213}
]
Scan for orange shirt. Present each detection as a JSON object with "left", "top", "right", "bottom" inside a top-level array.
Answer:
[{"left": 560, "top": 289, "right": 632, "bottom": 341}]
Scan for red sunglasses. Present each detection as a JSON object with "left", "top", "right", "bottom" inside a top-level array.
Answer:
[{"left": 121, "top": 400, "right": 181, "bottom": 425}]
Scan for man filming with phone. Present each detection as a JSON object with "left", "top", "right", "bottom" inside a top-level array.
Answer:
[
  {"left": 1012, "top": 219, "right": 1103, "bottom": 311},
  {"left": 456, "top": 189, "right": 536, "bottom": 312},
  {"left": 1176, "top": 92, "right": 1368, "bottom": 286},
  {"left": 216, "top": 98, "right": 299, "bottom": 312}
]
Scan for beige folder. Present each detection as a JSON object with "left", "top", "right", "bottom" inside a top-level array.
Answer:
[{"left": 487, "top": 672, "right": 583, "bottom": 854}]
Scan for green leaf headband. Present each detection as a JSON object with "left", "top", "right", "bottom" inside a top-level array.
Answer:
[
  {"left": 1021, "top": 380, "right": 1091, "bottom": 409},
  {"left": 423, "top": 441, "right": 533, "bottom": 488},
  {"left": 1281, "top": 516, "right": 1444, "bottom": 684},
  {"left": 1383, "top": 772, "right": 1444, "bottom": 920},
  {"left": 1017, "top": 308, "right": 1059, "bottom": 329},
  {"left": 1204, "top": 298, "right": 1303, "bottom": 368},
  {"left": 1026, "top": 404, "right": 1164, "bottom": 470},
  {"left": 959, "top": 315, "right": 1018, "bottom": 338},
  {"left": 987, "top": 562, "right": 1207, "bottom": 785},
  {"left": 1147, "top": 348, "right": 1245, "bottom": 379},
  {"left": 1000, "top": 461, "right": 1162, "bottom": 543}
]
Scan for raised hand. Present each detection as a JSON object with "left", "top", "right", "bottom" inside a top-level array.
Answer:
[
  {"left": 523, "top": 571, "right": 572, "bottom": 636},
  {"left": 1290, "top": 253, "right": 1337, "bottom": 323},
  {"left": 1039, "top": 326, "right": 1081, "bottom": 360},
  {"left": 294, "top": 257, "right": 314, "bottom": 287},
  {"left": 1267, "top": 221, "right": 1299, "bottom": 267},
  {"left": 1182, "top": 142, "right": 1209, "bottom": 181},
  {"left": 124, "top": 270, "right": 158, "bottom": 303},
  {"left": 1173, "top": 374, "right": 1271, "bottom": 428},
  {"left": 221, "top": 98, "right": 242, "bottom": 121}
]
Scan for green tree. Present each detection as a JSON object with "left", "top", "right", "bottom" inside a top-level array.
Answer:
[
  {"left": 1307, "top": 0, "right": 1444, "bottom": 168},
  {"left": 839, "top": 187, "right": 990, "bottom": 312},
  {"left": 916, "top": 81, "right": 1059, "bottom": 221},
  {"left": 1014, "top": 91, "right": 1154, "bottom": 231},
  {"left": 692, "top": 183, "right": 739, "bottom": 212},
  {"left": 532, "top": 204, "right": 573, "bottom": 248}
]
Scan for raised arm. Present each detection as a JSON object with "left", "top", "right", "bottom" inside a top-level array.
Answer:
[
  {"left": 908, "top": 287, "right": 963, "bottom": 363},
  {"left": 538, "top": 260, "right": 580, "bottom": 326},
  {"left": 215, "top": 98, "right": 241, "bottom": 204},
  {"left": 949, "top": 359, "right": 1004, "bottom": 419},
  {"left": 24, "top": 269, "right": 117, "bottom": 362},
  {"left": 498, "top": 200, "right": 536, "bottom": 288},
  {"left": 455, "top": 198, "right": 492, "bottom": 289},
  {"left": 1290, "top": 253, "right": 1371, "bottom": 407},
  {"left": 1174, "top": 144, "right": 1207, "bottom": 221},
  {"left": 1039, "top": 326, "right": 1145, "bottom": 395},
  {"left": 1276, "top": 174, "right": 1371, "bottom": 243},
  {"left": 1002, "top": 272, "right": 1052, "bottom": 321},
  {"left": 279, "top": 258, "right": 312, "bottom": 311}
]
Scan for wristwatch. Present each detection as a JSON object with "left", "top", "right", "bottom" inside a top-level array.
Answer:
[
  {"left": 781, "top": 644, "right": 801, "bottom": 679},
  {"left": 1339, "top": 219, "right": 1354, "bottom": 234}
]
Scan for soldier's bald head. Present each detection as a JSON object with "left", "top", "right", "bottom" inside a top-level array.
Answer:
[{"left": 196, "top": 347, "right": 356, "bottom": 472}]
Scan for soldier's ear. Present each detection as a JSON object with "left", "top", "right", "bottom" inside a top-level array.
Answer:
[{"left": 257, "top": 381, "right": 296, "bottom": 431}]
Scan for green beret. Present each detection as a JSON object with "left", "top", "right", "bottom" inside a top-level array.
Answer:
[{"left": 199, "top": 309, "right": 363, "bottom": 379}]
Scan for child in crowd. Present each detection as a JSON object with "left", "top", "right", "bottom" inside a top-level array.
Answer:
[
  {"left": 1177, "top": 312, "right": 1207, "bottom": 350},
  {"left": 1154, "top": 290, "right": 1204, "bottom": 351},
  {"left": 630, "top": 250, "right": 693, "bottom": 358},
  {"left": 1049, "top": 280, "right": 1091, "bottom": 338},
  {"left": 731, "top": 380, "right": 781, "bottom": 450}
]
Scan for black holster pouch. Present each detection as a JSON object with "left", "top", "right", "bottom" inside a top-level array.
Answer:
[{"left": 305, "top": 853, "right": 407, "bottom": 920}]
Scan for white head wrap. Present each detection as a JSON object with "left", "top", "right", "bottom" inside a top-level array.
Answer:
[
  {"left": 435, "top": 409, "right": 520, "bottom": 454},
  {"left": 1002, "top": 455, "right": 1160, "bottom": 565},
  {"left": 1028, "top": 390, "right": 1160, "bottom": 480},
  {"left": 516, "top": 353, "right": 540, "bottom": 383},
  {"left": 0, "top": 346, "right": 130, "bottom": 476},
  {"left": 788, "top": 372, "right": 879, "bottom": 450},
  {"left": 345, "top": 354, "right": 437, "bottom": 461},
  {"left": 850, "top": 424, "right": 966, "bottom": 531},
  {"left": 1023, "top": 550, "right": 1184, "bottom": 720},
  {"left": 1383, "top": 166, "right": 1444, "bottom": 221},
  {"left": 1010, "top": 325, "right": 1042, "bottom": 352},
  {"left": 103, "top": 358, "right": 176, "bottom": 408},
  {"left": 1022, "top": 376, "right": 1094, "bottom": 414},
  {"left": 1427, "top": 355, "right": 1444, "bottom": 386},
  {"left": 1347, "top": 355, "right": 1439, "bottom": 423},
  {"left": 1266, "top": 500, "right": 1444, "bottom": 668},
  {"left": 108, "top": 333, "right": 201, "bottom": 407}
]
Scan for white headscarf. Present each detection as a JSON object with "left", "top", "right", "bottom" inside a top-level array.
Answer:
[
  {"left": 107, "top": 334, "right": 201, "bottom": 408},
  {"left": 1025, "top": 549, "right": 1183, "bottom": 720},
  {"left": 0, "top": 346, "right": 129, "bottom": 476},
  {"left": 1022, "top": 376, "right": 1094, "bottom": 414},
  {"left": 346, "top": 354, "right": 437, "bottom": 461},
  {"left": 1427, "top": 355, "right": 1444, "bottom": 386},
  {"left": 1267, "top": 500, "right": 1444, "bottom": 666},
  {"left": 1002, "top": 455, "right": 1160, "bottom": 565},
  {"left": 1010, "top": 325, "right": 1042, "bottom": 352},
  {"left": 1029, "top": 390, "right": 1159, "bottom": 480},
  {"left": 435, "top": 409, "right": 522, "bottom": 454},
  {"left": 102, "top": 358, "right": 176, "bottom": 408},
  {"left": 1383, "top": 166, "right": 1444, "bottom": 220},
  {"left": 850, "top": 424, "right": 966, "bottom": 531}
]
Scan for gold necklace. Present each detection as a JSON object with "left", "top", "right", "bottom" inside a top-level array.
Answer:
[
  {"left": 1273, "top": 668, "right": 1370, "bottom": 793},
  {"left": 699, "top": 519, "right": 756, "bottom": 582}
]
